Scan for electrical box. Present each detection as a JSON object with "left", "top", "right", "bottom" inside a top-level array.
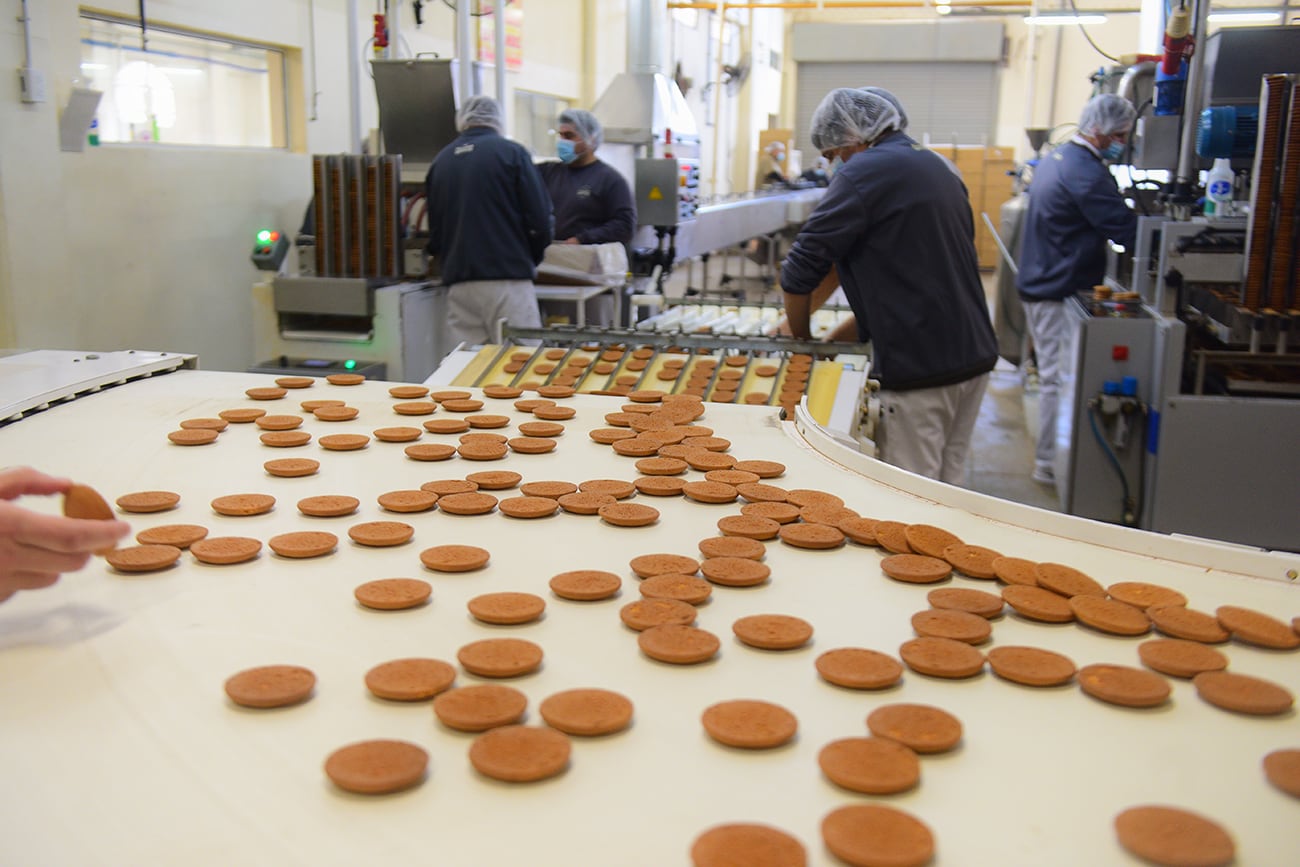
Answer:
[
  {"left": 635, "top": 158, "right": 700, "bottom": 226},
  {"left": 251, "top": 230, "right": 290, "bottom": 271}
]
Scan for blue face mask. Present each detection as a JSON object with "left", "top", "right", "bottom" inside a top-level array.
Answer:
[
  {"left": 1102, "top": 141, "right": 1125, "bottom": 162},
  {"left": 773, "top": 152, "right": 784, "bottom": 162},
  {"left": 557, "top": 139, "right": 578, "bottom": 164},
  {"left": 829, "top": 156, "right": 844, "bottom": 176}
]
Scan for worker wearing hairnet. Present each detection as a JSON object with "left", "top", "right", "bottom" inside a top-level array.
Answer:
[
  {"left": 781, "top": 88, "right": 997, "bottom": 485},
  {"left": 1017, "top": 93, "right": 1137, "bottom": 486},
  {"left": 757, "top": 140, "right": 789, "bottom": 188},
  {"left": 536, "top": 110, "right": 636, "bottom": 247},
  {"left": 425, "top": 95, "right": 554, "bottom": 346}
]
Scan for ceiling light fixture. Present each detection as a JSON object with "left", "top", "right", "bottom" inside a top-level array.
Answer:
[{"left": 1023, "top": 14, "right": 1109, "bottom": 26}]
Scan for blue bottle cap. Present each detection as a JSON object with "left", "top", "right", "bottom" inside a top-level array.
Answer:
[
  {"left": 1120, "top": 376, "right": 1138, "bottom": 396},
  {"left": 1103, "top": 381, "right": 1121, "bottom": 395}
]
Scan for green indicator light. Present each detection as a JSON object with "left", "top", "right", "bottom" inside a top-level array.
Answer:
[
  {"left": 257, "top": 229, "right": 272, "bottom": 243},
  {"left": 344, "top": 359, "right": 357, "bottom": 370}
]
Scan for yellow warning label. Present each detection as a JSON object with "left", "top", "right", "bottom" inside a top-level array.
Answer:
[{"left": 648, "top": 186, "right": 663, "bottom": 200}]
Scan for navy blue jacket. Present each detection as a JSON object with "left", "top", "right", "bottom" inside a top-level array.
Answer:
[
  {"left": 537, "top": 160, "right": 637, "bottom": 244},
  {"left": 781, "top": 131, "right": 997, "bottom": 392},
  {"left": 1017, "top": 139, "right": 1137, "bottom": 302},
  {"left": 425, "top": 126, "right": 554, "bottom": 285}
]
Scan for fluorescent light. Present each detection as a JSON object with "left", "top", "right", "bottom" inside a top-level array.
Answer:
[
  {"left": 1024, "top": 14, "right": 1109, "bottom": 26},
  {"left": 1207, "top": 11, "right": 1281, "bottom": 23},
  {"left": 936, "top": 5, "right": 952, "bottom": 13}
]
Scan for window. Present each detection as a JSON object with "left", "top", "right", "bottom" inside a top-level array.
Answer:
[
  {"left": 513, "top": 90, "right": 569, "bottom": 157},
  {"left": 79, "top": 13, "right": 287, "bottom": 148}
]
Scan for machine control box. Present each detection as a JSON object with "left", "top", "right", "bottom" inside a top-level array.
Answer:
[{"left": 636, "top": 157, "right": 700, "bottom": 226}]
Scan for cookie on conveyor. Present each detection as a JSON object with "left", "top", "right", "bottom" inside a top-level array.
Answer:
[
  {"left": 927, "top": 587, "right": 1003, "bottom": 619},
  {"left": 942, "top": 543, "right": 1002, "bottom": 579},
  {"left": 911, "top": 608, "right": 991, "bottom": 644},
  {"left": 500, "top": 496, "right": 562, "bottom": 519},
  {"left": 991, "top": 555, "right": 1040, "bottom": 586},
  {"left": 1192, "top": 670, "right": 1294, "bottom": 716},
  {"left": 716, "top": 515, "right": 781, "bottom": 540},
  {"left": 1146, "top": 605, "right": 1230, "bottom": 643},
  {"left": 364, "top": 658, "right": 456, "bottom": 701},
  {"left": 1034, "top": 562, "right": 1105, "bottom": 598},
  {"left": 872, "top": 521, "right": 912, "bottom": 554},
  {"left": 777, "top": 523, "right": 845, "bottom": 550},
  {"left": 903, "top": 523, "right": 963, "bottom": 559},
  {"left": 986, "top": 646, "right": 1076, "bottom": 687},
  {"left": 690, "top": 823, "right": 806, "bottom": 867},
  {"left": 469, "top": 592, "right": 546, "bottom": 625},
  {"left": 620, "top": 598, "right": 696, "bottom": 631},
  {"left": 136, "top": 524, "right": 208, "bottom": 549},
  {"left": 818, "top": 737, "right": 920, "bottom": 794},
  {"left": 457, "top": 638, "right": 543, "bottom": 678},
  {"left": 113, "top": 490, "right": 181, "bottom": 514},
  {"left": 347, "top": 521, "right": 414, "bottom": 547},
  {"left": 639, "top": 574, "right": 712, "bottom": 605},
  {"left": 1107, "top": 581, "right": 1187, "bottom": 610},
  {"left": 698, "top": 536, "right": 765, "bottom": 561},
  {"left": 733, "top": 614, "right": 813, "bottom": 650},
  {"left": 224, "top": 664, "right": 315, "bottom": 708},
  {"left": 701, "top": 699, "right": 798, "bottom": 749},
  {"left": 190, "top": 537, "right": 262, "bottom": 565},
  {"left": 838, "top": 517, "right": 881, "bottom": 546},
  {"left": 1069, "top": 595, "right": 1151, "bottom": 636},
  {"left": 599, "top": 502, "right": 660, "bottom": 527},
  {"left": 264, "top": 458, "right": 320, "bottom": 478},
  {"left": 211, "top": 493, "right": 275, "bottom": 517},
  {"left": 1113, "top": 805, "right": 1235, "bottom": 867},
  {"left": 549, "top": 570, "right": 621, "bottom": 601},
  {"left": 815, "top": 648, "right": 904, "bottom": 690},
  {"left": 1263, "top": 749, "right": 1300, "bottom": 799},
  {"left": 898, "top": 637, "right": 985, "bottom": 679},
  {"left": 104, "top": 544, "right": 182, "bottom": 573},
  {"left": 1002, "top": 585, "right": 1074, "bottom": 623},
  {"left": 324, "top": 740, "right": 428, "bottom": 795},
  {"left": 638, "top": 624, "right": 721, "bottom": 665},
  {"left": 1078, "top": 663, "right": 1170, "bottom": 708},
  {"left": 420, "top": 544, "right": 490, "bottom": 572},
  {"left": 866, "top": 703, "right": 962, "bottom": 754},
  {"left": 880, "top": 554, "right": 952, "bottom": 584},
  {"left": 635, "top": 476, "right": 687, "bottom": 496},
  {"left": 376, "top": 490, "right": 438, "bottom": 513},
  {"left": 268, "top": 531, "right": 337, "bottom": 559},
  {"left": 353, "top": 578, "right": 431, "bottom": 610},
  {"left": 319, "top": 433, "right": 369, "bottom": 451},
  {"left": 1137, "top": 639, "right": 1228, "bottom": 678},
  {"left": 298, "top": 495, "right": 360, "bottom": 518},
  {"left": 469, "top": 725, "right": 571, "bottom": 782},
  {"left": 630, "top": 553, "right": 700, "bottom": 578},
  {"left": 700, "top": 557, "right": 771, "bottom": 587},
  {"left": 539, "top": 688, "right": 633, "bottom": 736},
  {"left": 437, "top": 492, "right": 499, "bottom": 515},
  {"left": 1215, "top": 604, "right": 1300, "bottom": 650},
  {"left": 433, "top": 684, "right": 527, "bottom": 732},
  {"left": 821, "top": 805, "right": 933, "bottom": 867}
]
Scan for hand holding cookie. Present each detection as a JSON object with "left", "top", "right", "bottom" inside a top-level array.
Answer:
[{"left": 0, "top": 467, "right": 131, "bottom": 602}]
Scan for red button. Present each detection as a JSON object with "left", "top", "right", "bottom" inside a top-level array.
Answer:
[{"left": 1112, "top": 345, "right": 1129, "bottom": 361}]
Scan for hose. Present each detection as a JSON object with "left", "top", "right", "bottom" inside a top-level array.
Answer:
[{"left": 1087, "top": 402, "right": 1138, "bottom": 526}]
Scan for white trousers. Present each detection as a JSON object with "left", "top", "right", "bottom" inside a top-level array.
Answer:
[
  {"left": 446, "top": 280, "right": 541, "bottom": 347},
  {"left": 876, "top": 373, "right": 990, "bottom": 486},
  {"left": 1022, "top": 299, "right": 1072, "bottom": 470}
]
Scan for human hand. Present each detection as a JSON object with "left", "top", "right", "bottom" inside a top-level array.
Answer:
[
  {"left": 561, "top": 237, "right": 581, "bottom": 245},
  {"left": 0, "top": 467, "right": 131, "bottom": 603}
]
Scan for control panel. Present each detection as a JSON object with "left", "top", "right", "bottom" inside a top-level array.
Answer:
[{"left": 635, "top": 158, "right": 700, "bottom": 226}]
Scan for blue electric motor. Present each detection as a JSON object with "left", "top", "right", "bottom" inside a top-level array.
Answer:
[{"left": 1197, "top": 105, "right": 1259, "bottom": 160}]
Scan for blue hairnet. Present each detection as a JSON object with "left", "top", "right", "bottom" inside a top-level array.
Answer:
[
  {"left": 809, "top": 88, "right": 902, "bottom": 151},
  {"left": 1078, "top": 94, "right": 1136, "bottom": 137},
  {"left": 558, "top": 109, "right": 603, "bottom": 150},
  {"left": 860, "top": 86, "right": 909, "bottom": 132},
  {"left": 457, "top": 95, "right": 503, "bottom": 134}
]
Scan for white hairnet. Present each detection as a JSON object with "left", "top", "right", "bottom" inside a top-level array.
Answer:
[
  {"left": 764, "top": 141, "right": 785, "bottom": 156},
  {"left": 558, "top": 109, "right": 603, "bottom": 150},
  {"left": 457, "top": 95, "right": 503, "bottom": 133},
  {"left": 860, "top": 86, "right": 909, "bottom": 131},
  {"left": 1078, "top": 94, "right": 1136, "bottom": 137},
  {"left": 809, "top": 88, "right": 902, "bottom": 152}
]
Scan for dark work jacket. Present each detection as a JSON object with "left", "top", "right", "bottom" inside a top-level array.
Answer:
[
  {"left": 425, "top": 126, "right": 554, "bottom": 285},
  {"left": 1017, "top": 139, "right": 1137, "bottom": 302},
  {"left": 536, "top": 159, "right": 637, "bottom": 244},
  {"left": 780, "top": 131, "right": 997, "bottom": 392}
]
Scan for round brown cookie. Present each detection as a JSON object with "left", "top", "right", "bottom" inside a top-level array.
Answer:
[
  {"left": 818, "top": 737, "right": 920, "bottom": 795},
  {"left": 867, "top": 703, "right": 963, "bottom": 754},
  {"left": 590, "top": 427, "right": 639, "bottom": 444},
  {"left": 61, "top": 484, "right": 115, "bottom": 527},
  {"left": 389, "top": 384, "right": 430, "bottom": 399},
  {"left": 700, "top": 557, "right": 772, "bottom": 588},
  {"left": 638, "top": 624, "right": 721, "bottom": 665},
  {"left": 219, "top": 407, "right": 267, "bottom": 423},
  {"left": 377, "top": 490, "right": 438, "bottom": 513},
  {"left": 469, "top": 592, "right": 546, "bottom": 625},
  {"left": 420, "top": 544, "right": 490, "bottom": 572},
  {"left": 873, "top": 521, "right": 913, "bottom": 554},
  {"left": 578, "top": 479, "right": 636, "bottom": 499},
  {"left": 499, "top": 496, "right": 561, "bottom": 519},
  {"left": 1147, "top": 605, "right": 1231, "bottom": 643},
  {"left": 630, "top": 553, "right": 700, "bottom": 578},
  {"left": 599, "top": 502, "right": 660, "bottom": 527},
  {"left": 319, "top": 433, "right": 370, "bottom": 451},
  {"left": 539, "top": 688, "right": 634, "bottom": 736},
  {"left": 429, "top": 389, "right": 472, "bottom": 402},
  {"left": 778, "top": 523, "right": 845, "bottom": 550},
  {"left": 1263, "top": 749, "right": 1300, "bottom": 799},
  {"left": 300, "top": 399, "right": 344, "bottom": 412},
  {"left": 325, "top": 373, "right": 365, "bottom": 386},
  {"left": 822, "top": 805, "right": 934, "bottom": 867},
  {"left": 800, "top": 505, "right": 861, "bottom": 527},
  {"left": 604, "top": 412, "right": 637, "bottom": 428},
  {"left": 701, "top": 699, "right": 798, "bottom": 749},
  {"left": 716, "top": 515, "right": 781, "bottom": 540},
  {"left": 1035, "top": 562, "right": 1105, "bottom": 598},
  {"left": 698, "top": 535, "right": 765, "bottom": 561},
  {"left": 422, "top": 479, "right": 478, "bottom": 496},
  {"left": 613, "top": 438, "right": 663, "bottom": 458},
  {"left": 986, "top": 645, "right": 1077, "bottom": 687},
  {"left": 1193, "top": 670, "right": 1294, "bottom": 715},
  {"left": 423, "top": 418, "right": 472, "bottom": 435},
  {"left": 690, "top": 823, "right": 806, "bottom": 867},
  {"left": 620, "top": 598, "right": 697, "bottom": 631},
  {"left": 533, "top": 405, "right": 576, "bottom": 421},
  {"left": 682, "top": 481, "right": 741, "bottom": 505},
  {"left": 704, "top": 470, "right": 761, "bottom": 486},
  {"left": 744, "top": 502, "right": 802, "bottom": 524},
  {"left": 483, "top": 384, "right": 523, "bottom": 399},
  {"left": 105, "top": 544, "right": 182, "bottom": 573},
  {"left": 372, "top": 426, "right": 423, "bottom": 443},
  {"left": 943, "top": 543, "right": 1003, "bottom": 579},
  {"left": 1216, "top": 604, "right": 1300, "bottom": 649},
  {"left": 836, "top": 517, "right": 879, "bottom": 546},
  {"left": 457, "top": 441, "right": 509, "bottom": 461},
  {"left": 684, "top": 453, "right": 739, "bottom": 474},
  {"left": 1138, "top": 639, "right": 1228, "bottom": 678},
  {"left": 518, "top": 481, "right": 576, "bottom": 498},
  {"left": 509, "top": 437, "right": 558, "bottom": 454},
  {"left": 264, "top": 457, "right": 320, "bottom": 477},
  {"left": 640, "top": 573, "right": 712, "bottom": 605},
  {"left": 224, "top": 664, "right": 315, "bottom": 708},
  {"left": 245, "top": 386, "right": 287, "bottom": 400},
  {"left": 536, "top": 384, "right": 576, "bottom": 399},
  {"left": 115, "top": 490, "right": 181, "bottom": 514},
  {"left": 190, "top": 537, "right": 262, "bottom": 565},
  {"left": 178, "top": 417, "right": 229, "bottom": 433},
  {"left": 136, "top": 524, "right": 208, "bottom": 549},
  {"left": 815, "top": 648, "right": 904, "bottom": 690},
  {"left": 516, "top": 398, "right": 556, "bottom": 412},
  {"left": 212, "top": 493, "right": 275, "bottom": 516},
  {"left": 461, "top": 432, "right": 509, "bottom": 445},
  {"left": 346, "top": 521, "right": 414, "bottom": 547},
  {"left": 434, "top": 684, "right": 528, "bottom": 731},
  {"left": 1070, "top": 595, "right": 1151, "bottom": 636},
  {"left": 880, "top": 554, "right": 952, "bottom": 584},
  {"left": 324, "top": 740, "right": 427, "bottom": 795},
  {"left": 549, "top": 569, "right": 621, "bottom": 601},
  {"left": 354, "top": 578, "right": 432, "bottom": 610},
  {"left": 627, "top": 388, "right": 665, "bottom": 403},
  {"left": 255, "top": 414, "right": 303, "bottom": 431},
  {"left": 911, "top": 608, "right": 992, "bottom": 644},
  {"left": 928, "top": 587, "right": 1004, "bottom": 619},
  {"left": 1078, "top": 663, "right": 1171, "bottom": 708},
  {"left": 899, "top": 637, "right": 985, "bottom": 679},
  {"left": 268, "top": 531, "right": 338, "bottom": 558},
  {"left": 1107, "top": 581, "right": 1188, "bottom": 610},
  {"left": 441, "top": 398, "right": 485, "bottom": 413},
  {"left": 634, "top": 457, "right": 688, "bottom": 476},
  {"left": 627, "top": 414, "right": 673, "bottom": 433},
  {"left": 458, "top": 638, "right": 543, "bottom": 678},
  {"left": 518, "top": 421, "right": 566, "bottom": 439},
  {"left": 437, "top": 492, "right": 499, "bottom": 515},
  {"left": 903, "top": 523, "right": 963, "bottom": 558},
  {"left": 1114, "top": 805, "right": 1235, "bottom": 867},
  {"left": 732, "top": 459, "right": 785, "bottom": 478},
  {"left": 733, "top": 614, "right": 813, "bottom": 650},
  {"left": 260, "top": 431, "right": 312, "bottom": 448},
  {"left": 557, "top": 491, "right": 616, "bottom": 515},
  {"left": 1002, "top": 585, "right": 1075, "bottom": 623},
  {"left": 392, "top": 400, "right": 437, "bottom": 416},
  {"left": 469, "top": 725, "right": 571, "bottom": 782},
  {"left": 297, "top": 495, "right": 360, "bottom": 518},
  {"left": 365, "top": 658, "right": 456, "bottom": 701},
  {"left": 634, "top": 476, "right": 687, "bottom": 497},
  {"left": 992, "top": 555, "right": 1040, "bottom": 586},
  {"left": 314, "top": 406, "right": 361, "bottom": 422},
  {"left": 466, "top": 413, "right": 511, "bottom": 429}
]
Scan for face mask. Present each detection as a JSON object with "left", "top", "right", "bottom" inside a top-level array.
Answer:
[
  {"left": 829, "top": 156, "right": 844, "bottom": 176},
  {"left": 1102, "top": 141, "right": 1125, "bottom": 162},
  {"left": 557, "top": 139, "right": 577, "bottom": 164},
  {"left": 773, "top": 152, "right": 784, "bottom": 162}
]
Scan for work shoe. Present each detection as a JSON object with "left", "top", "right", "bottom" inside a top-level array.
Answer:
[{"left": 1031, "top": 463, "right": 1055, "bottom": 485}]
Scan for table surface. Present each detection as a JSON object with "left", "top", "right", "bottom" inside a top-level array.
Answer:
[{"left": 0, "top": 369, "right": 1297, "bottom": 867}]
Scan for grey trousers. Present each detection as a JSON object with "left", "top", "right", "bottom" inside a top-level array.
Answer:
[
  {"left": 876, "top": 373, "right": 990, "bottom": 486},
  {"left": 446, "top": 280, "right": 542, "bottom": 347}
]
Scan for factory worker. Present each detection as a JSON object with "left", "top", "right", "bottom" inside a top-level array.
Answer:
[
  {"left": 425, "top": 95, "right": 554, "bottom": 347},
  {"left": 537, "top": 110, "right": 637, "bottom": 247},
  {"left": 1017, "top": 93, "right": 1137, "bottom": 486},
  {"left": 0, "top": 466, "right": 130, "bottom": 604},
  {"left": 780, "top": 88, "right": 997, "bottom": 485},
  {"left": 757, "top": 141, "right": 789, "bottom": 188}
]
